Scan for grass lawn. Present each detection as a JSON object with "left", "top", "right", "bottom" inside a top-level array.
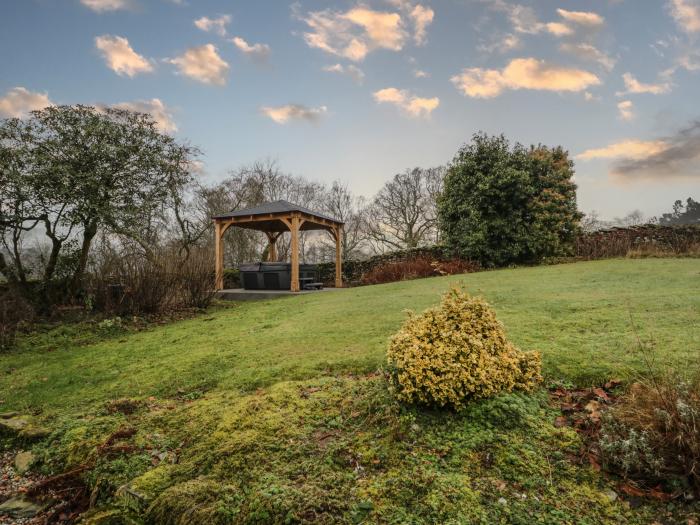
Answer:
[{"left": 1, "top": 258, "right": 699, "bottom": 523}]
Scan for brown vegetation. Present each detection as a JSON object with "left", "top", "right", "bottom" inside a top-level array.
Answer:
[
  {"left": 599, "top": 373, "right": 700, "bottom": 498},
  {"left": 361, "top": 255, "right": 478, "bottom": 285}
]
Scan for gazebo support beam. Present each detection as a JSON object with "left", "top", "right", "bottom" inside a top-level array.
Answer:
[
  {"left": 215, "top": 221, "right": 224, "bottom": 290},
  {"left": 335, "top": 225, "right": 343, "bottom": 289},
  {"left": 265, "top": 232, "right": 281, "bottom": 262},
  {"left": 290, "top": 216, "right": 300, "bottom": 292}
]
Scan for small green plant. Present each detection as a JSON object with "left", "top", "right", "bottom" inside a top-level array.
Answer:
[{"left": 386, "top": 287, "right": 542, "bottom": 409}]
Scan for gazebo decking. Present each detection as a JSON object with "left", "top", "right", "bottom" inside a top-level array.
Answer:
[{"left": 212, "top": 200, "right": 344, "bottom": 292}]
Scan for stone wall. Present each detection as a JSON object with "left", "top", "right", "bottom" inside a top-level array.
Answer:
[{"left": 574, "top": 225, "right": 700, "bottom": 259}]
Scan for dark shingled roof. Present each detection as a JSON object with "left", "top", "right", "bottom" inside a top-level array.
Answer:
[{"left": 212, "top": 200, "right": 343, "bottom": 224}]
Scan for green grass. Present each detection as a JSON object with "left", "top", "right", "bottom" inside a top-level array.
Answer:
[
  {"left": 2, "top": 258, "right": 698, "bottom": 418},
  {"left": 1, "top": 258, "right": 699, "bottom": 523}
]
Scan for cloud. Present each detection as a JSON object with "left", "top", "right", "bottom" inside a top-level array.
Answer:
[
  {"left": 451, "top": 58, "right": 600, "bottom": 98},
  {"left": 576, "top": 140, "right": 669, "bottom": 160},
  {"left": 296, "top": 5, "right": 407, "bottom": 61},
  {"left": 111, "top": 98, "right": 177, "bottom": 133},
  {"left": 167, "top": 44, "right": 229, "bottom": 85},
  {"left": 617, "top": 100, "right": 634, "bottom": 121},
  {"left": 410, "top": 5, "right": 434, "bottom": 45},
  {"left": 194, "top": 15, "right": 232, "bottom": 37},
  {"left": 668, "top": 0, "right": 700, "bottom": 33},
  {"left": 0, "top": 87, "right": 53, "bottom": 118},
  {"left": 556, "top": 8, "right": 605, "bottom": 27},
  {"left": 488, "top": 2, "right": 603, "bottom": 40},
  {"left": 372, "top": 87, "right": 439, "bottom": 117},
  {"left": 231, "top": 37, "right": 271, "bottom": 63},
  {"left": 260, "top": 104, "right": 328, "bottom": 124},
  {"left": 617, "top": 72, "right": 671, "bottom": 95},
  {"left": 81, "top": 0, "right": 130, "bottom": 12},
  {"left": 545, "top": 22, "right": 573, "bottom": 36},
  {"left": 478, "top": 33, "right": 521, "bottom": 54},
  {"left": 322, "top": 63, "right": 365, "bottom": 83},
  {"left": 94, "top": 35, "right": 153, "bottom": 77},
  {"left": 413, "top": 68, "right": 429, "bottom": 78},
  {"left": 578, "top": 121, "right": 700, "bottom": 180},
  {"left": 559, "top": 43, "right": 616, "bottom": 71},
  {"left": 385, "top": 1, "right": 434, "bottom": 45}
]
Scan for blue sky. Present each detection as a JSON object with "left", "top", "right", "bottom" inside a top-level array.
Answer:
[{"left": 1, "top": 0, "right": 699, "bottom": 219}]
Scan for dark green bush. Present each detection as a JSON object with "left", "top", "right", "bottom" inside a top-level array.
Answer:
[{"left": 439, "top": 133, "right": 582, "bottom": 267}]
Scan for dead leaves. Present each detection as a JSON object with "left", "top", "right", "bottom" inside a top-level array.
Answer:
[
  {"left": 549, "top": 383, "right": 616, "bottom": 480},
  {"left": 550, "top": 382, "right": 617, "bottom": 433},
  {"left": 550, "top": 380, "right": 681, "bottom": 503}
]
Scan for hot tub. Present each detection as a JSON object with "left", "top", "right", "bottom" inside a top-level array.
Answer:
[{"left": 238, "top": 262, "right": 318, "bottom": 290}]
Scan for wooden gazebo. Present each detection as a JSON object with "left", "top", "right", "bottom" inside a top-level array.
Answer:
[{"left": 213, "top": 200, "right": 344, "bottom": 292}]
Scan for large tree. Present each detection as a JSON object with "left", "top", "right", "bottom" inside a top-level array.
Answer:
[
  {"left": 438, "top": 133, "right": 581, "bottom": 267},
  {"left": 318, "top": 181, "right": 368, "bottom": 261},
  {"left": 0, "top": 105, "right": 197, "bottom": 303},
  {"left": 366, "top": 167, "right": 442, "bottom": 253}
]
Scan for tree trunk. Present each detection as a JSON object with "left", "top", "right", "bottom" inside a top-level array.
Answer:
[{"left": 71, "top": 219, "right": 98, "bottom": 295}]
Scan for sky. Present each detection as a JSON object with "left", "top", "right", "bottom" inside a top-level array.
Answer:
[{"left": 1, "top": 0, "right": 699, "bottom": 220}]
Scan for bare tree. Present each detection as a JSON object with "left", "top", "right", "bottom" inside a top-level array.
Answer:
[
  {"left": 318, "top": 181, "right": 369, "bottom": 261},
  {"left": 365, "top": 167, "right": 443, "bottom": 252}
]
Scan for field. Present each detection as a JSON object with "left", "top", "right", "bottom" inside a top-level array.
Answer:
[{"left": 1, "top": 258, "right": 699, "bottom": 523}]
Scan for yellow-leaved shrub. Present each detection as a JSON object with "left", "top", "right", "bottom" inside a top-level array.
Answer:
[{"left": 386, "top": 287, "right": 542, "bottom": 409}]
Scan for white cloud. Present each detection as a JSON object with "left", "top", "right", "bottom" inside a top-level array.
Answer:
[
  {"left": 167, "top": 44, "right": 229, "bottom": 85},
  {"left": 668, "top": 0, "right": 700, "bottom": 33},
  {"left": 559, "top": 43, "right": 616, "bottom": 71},
  {"left": 410, "top": 5, "right": 434, "bottom": 45},
  {"left": 489, "top": 3, "right": 603, "bottom": 39},
  {"left": 576, "top": 140, "right": 669, "bottom": 160},
  {"left": 95, "top": 35, "right": 153, "bottom": 77},
  {"left": 556, "top": 8, "right": 605, "bottom": 27},
  {"left": 322, "top": 63, "right": 365, "bottom": 83},
  {"left": 545, "top": 22, "right": 573, "bottom": 36},
  {"left": 478, "top": 33, "right": 521, "bottom": 54},
  {"left": 231, "top": 37, "right": 271, "bottom": 63},
  {"left": 81, "top": 0, "right": 130, "bottom": 12},
  {"left": 373, "top": 87, "right": 439, "bottom": 117},
  {"left": 617, "top": 100, "right": 634, "bottom": 121},
  {"left": 451, "top": 57, "right": 600, "bottom": 98},
  {"left": 112, "top": 99, "right": 177, "bottom": 133},
  {"left": 194, "top": 15, "right": 231, "bottom": 37},
  {"left": 260, "top": 104, "right": 328, "bottom": 124},
  {"left": 0, "top": 87, "right": 53, "bottom": 118},
  {"left": 296, "top": 5, "right": 407, "bottom": 61},
  {"left": 413, "top": 68, "right": 429, "bottom": 78},
  {"left": 617, "top": 72, "right": 671, "bottom": 95}
]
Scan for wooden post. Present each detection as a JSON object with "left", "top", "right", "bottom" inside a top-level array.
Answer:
[
  {"left": 215, "top": 221, "right": 224, "bottom": 290},
  {"left": 335, "top": 225, "right": 343, "bottom": 288},
  {"left": 265, "top": 232, "right": 278, "bottom": 262},
  {"left": 290, "top": 216, "right": 300, "bottom": 292}
]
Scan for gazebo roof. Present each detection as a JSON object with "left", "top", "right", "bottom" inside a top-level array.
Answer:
[{"left": 212, "top": 200, "right": 343, "bottom": 232}]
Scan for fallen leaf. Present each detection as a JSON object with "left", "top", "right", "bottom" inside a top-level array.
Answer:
[
  {"left": 554, "top": 416, "right": 568, "bottom": 428},
  {"left": 619, "top": 483, "right": 645, "bottom": 497},
  {"left": 592, "top": 388, "right": 609, "bottom": 401},
  {"left": 584, "top": 400, "right": 601, "bottom": 422}
]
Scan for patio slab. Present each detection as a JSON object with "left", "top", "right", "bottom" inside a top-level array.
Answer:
[{"left": 215, "top": 288, "right": 339, "bottom": 301}]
